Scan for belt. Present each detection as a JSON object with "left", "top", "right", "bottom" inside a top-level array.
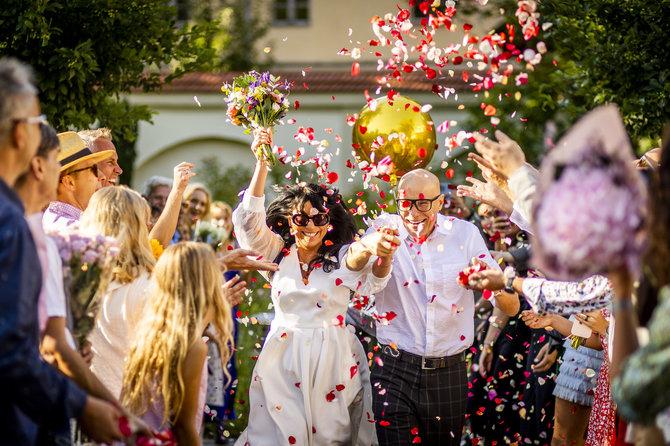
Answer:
[{"left": 380, "top": 345, "right": 464, "bottom": 370}]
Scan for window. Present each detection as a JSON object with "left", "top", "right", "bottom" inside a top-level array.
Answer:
[{"left": 273, "top": 0, "right": 310, "bottom": 26}]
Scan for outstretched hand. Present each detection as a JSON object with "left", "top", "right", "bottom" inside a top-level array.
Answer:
[
  {"left": 219, "top": 248, "right": 279, "bottom": 272},
  {"left": 457, "top": 176, "right": 514, "bottom": 216},
  {"left": 473, "top": 130, "right": 527, "bottom": 178},
  {"left": 521, "top": 310, "right": 555, "bottom": 330}
]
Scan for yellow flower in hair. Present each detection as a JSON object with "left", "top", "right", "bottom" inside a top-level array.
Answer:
[{"left": 150, "top": 239, "right": 164, "bottom": 259}]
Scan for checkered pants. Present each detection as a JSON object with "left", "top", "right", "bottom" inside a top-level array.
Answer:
[{"left": 371, "top": 352, "right": 467, "bottom": 446}]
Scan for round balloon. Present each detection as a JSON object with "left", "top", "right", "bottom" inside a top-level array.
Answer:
[{"left": 352, "top": 95, "right": 436, "bottom": 177}]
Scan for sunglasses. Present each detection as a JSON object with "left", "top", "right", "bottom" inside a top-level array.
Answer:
[
  {"left": 13, "top": 114, "right": 49, "bottom": 127},
  {"left": 291, "top": 212, "right": 330, "bottom": 227},
  {"left": 397, "top": 195, "right": 441, "bottom": 212},
  {"left": 66, "top": 164, "right": 99, "bottom": 177}
]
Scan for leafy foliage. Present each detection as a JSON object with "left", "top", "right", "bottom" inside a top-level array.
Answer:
[
  {"left": 0, "top": 0, "right": 268, "bottom": 184},
  {"left": 465, "top": 0, "right": 670, "bottom": 160}
]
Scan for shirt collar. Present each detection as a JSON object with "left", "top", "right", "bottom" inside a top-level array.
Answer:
[{"left": 46, "top": 201, "right": 82, "bottom": 221}]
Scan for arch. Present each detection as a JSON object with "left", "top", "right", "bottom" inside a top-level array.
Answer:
[{"left": 132, "top": 136, "right": 255, "bottom": 190}]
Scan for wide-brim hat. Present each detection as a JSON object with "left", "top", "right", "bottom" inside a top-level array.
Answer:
[{"left": 57, "top": 131, "right": 114, "bottom": 172}]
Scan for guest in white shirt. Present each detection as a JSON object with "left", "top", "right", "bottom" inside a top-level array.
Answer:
[{"left": 367, "top": 168, "right": 519, "bottom": 445}]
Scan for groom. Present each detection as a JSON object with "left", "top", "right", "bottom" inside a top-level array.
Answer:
[{"left": 368, "top": 168, "right": 519, "bottom": 445}]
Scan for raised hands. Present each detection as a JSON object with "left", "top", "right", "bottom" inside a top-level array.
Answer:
[
  {"left": 457, "top": 176, "right": 514, "bottom": 216},
  {"left": 219, "top": 248, "right": 279, "bottom": 273},
  {"left": 473, "top": 130, "right": 527, "bottom": 178},
  {"left": 173, "top": 162, "right": 196, "bottom": 192}
]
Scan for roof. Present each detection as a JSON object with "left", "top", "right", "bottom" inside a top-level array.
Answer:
[{"left": 145, "top": 69, "right": 468, "bottom": 94}]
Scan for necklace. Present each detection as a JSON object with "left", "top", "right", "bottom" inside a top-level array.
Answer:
[{"left": 297, "top": 251, "right": 317, "bottom": 285}]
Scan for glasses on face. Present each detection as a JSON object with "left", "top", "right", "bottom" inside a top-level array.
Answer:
[
  {"left": 66, "top": 164, "right": 99, "bottom": 177},
  {"left": 291, "top": 212, "right": 330, "bottom": 227},
  {"left": 13, "top": 114, "right": 49, "bottom": 127},
  {"left": 397, "top": 195, "right": 441, "bottom": 213}
]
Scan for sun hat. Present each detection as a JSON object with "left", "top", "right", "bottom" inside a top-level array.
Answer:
[{"left": 57, "top": 131, "right": 114, "bottom": 172}]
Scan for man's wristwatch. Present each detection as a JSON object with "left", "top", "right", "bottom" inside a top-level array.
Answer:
[{"left": 503, "top": 266, "right": 517, "bottom": 294}]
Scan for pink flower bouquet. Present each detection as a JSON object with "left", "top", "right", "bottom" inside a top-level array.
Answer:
[
  {"left": 49, "top": 231, "right": 119, "bottom": 347},
  {"left": 532, "top": 105, "right": 648, "bottom": 280}
]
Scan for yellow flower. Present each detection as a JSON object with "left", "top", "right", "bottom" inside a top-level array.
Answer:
[{"left": 150, "top": 239, "right": 164, "bottom": 259}]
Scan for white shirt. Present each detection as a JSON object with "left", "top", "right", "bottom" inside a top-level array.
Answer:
[
  {"left": 44, "top": 236, "right": 76, "bottom": 349},
  {"left": 369, "top": 213, "right": 501, "bottom": 357}
]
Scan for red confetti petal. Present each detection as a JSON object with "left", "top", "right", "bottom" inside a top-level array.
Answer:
[
  {"left": 335, "top": 278, "right": 343, "bottom": 286},
  {"left": 326, "top": 391, "right": 335, "bottom": 402},
  {"left": 379, "top": 420, "right": 391, "bottom": 427},
  {"left": 446, "top": 168, "right": 455, "bottom": 179},
  {"left": 289, "top": 436, "right": 296, "bottom": 444},
  {"left": 327, "top": 171, "right": 339, "bottom": 183},
  {"left": 351, "top": 62, "right": 360, "bottom": 77},
  {"left": 336, "top": 384, "right": 345, "bottom": 392},
  {"left": 294, "top": 100, "right": 300, "bottom": 110},
  {"left": 359, "top": 125, "right": 367, "bottom": 134}
]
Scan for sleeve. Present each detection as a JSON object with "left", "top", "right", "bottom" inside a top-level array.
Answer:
[
  {"left": 333, "top": 245, "right": 392, "bottom": 296},
  {"left": 44, "top": 237, "right": 67, "bottom": 318},
  {"left": 613, "top": 286, "right": 670, "bottom": 423},
  {"left": 0, "top": 215, "right": 87, "bottom": 428},
  {"left": 232, "top": 191, "right": 284, "bottom": 264},
  {"left": 508, "top": 165, "right": 537, "bottom": 224},
  {"left": 510, "top": 205, "right": 533, "bottom": 234},
  {"left": 521, "top": 275, "right": 612, "bottom": 315}
]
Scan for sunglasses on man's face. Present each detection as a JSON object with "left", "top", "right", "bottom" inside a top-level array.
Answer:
[
  {"left": 291, "top": 213, "right": 330, "bottom": 227},
  {"left": 66, "top": 164, "right": 99, "bottom": 177}
]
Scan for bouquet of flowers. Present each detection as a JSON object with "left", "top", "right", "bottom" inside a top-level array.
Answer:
[
  {"left": 49, "top": 231, "right": 119, "bottom": 348},
  {"left": 221, "top": 71, "right": 291, "bottom": 167},
  {"left": 193, "top": 220, "right": 229, "bottom": 252},
  {"left": 532, "top": 105, "right": 648, "bottom": 280}
]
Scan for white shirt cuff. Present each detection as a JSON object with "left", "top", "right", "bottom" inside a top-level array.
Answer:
[
  {"left": 510, "top": 204, "right": 533, "bottom": 234},
  {"left": 242, "top": 191, "right": 266, "bottom": 212}
]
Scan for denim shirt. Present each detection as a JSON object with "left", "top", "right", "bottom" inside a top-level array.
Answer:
[{"left": 0, "top": 178, "right": 87, "bottom": 444}]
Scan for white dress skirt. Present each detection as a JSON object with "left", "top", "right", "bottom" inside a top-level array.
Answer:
[{"left": 233, "top": 193, "right": 389, "bottom": 446}]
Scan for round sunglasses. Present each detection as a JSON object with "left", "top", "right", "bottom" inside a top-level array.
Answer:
[{"left": 291, "top": 213, "right": 330, "bottom": 227}]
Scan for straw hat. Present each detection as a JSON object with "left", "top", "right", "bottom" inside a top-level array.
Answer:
[{"left": 57, "top": 131, "right": 114, "bottom": 172}]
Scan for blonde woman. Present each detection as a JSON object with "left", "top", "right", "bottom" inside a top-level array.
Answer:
[
  {"left": 121, "top": 242, "right": 243, "bottom": 444},
  {"left": 82, "top": 186, "right": 156, "bottom": 398}
]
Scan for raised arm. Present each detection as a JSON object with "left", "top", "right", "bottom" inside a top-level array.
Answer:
[
  {"left": 231, "top": 129, "right": 283, "bottom": 263},
  {"left": 149, "top": 162, "right": 196, "bottom": 247}
]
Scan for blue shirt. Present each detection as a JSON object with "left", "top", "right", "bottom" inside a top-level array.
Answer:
[{"left": 0, "top": 178, "right": 87, "bottom": 445}]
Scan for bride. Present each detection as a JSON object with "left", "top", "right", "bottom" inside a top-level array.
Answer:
[{"left": 233, "top": 129, "right": 400, "bottom": 445}]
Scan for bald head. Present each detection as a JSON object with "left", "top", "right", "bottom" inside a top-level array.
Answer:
[
  {"left": 396, "top": 169, "right": 444, "bottom": 241},
  {"left": 397, "top": 169, "right": 441, "bottom": 199}
]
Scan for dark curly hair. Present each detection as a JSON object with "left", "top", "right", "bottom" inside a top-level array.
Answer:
[{"left": 266, "top": 183, "right": 356, "bottom": 273}]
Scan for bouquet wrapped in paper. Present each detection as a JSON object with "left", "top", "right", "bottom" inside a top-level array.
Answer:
[
  {"left": 532, "top": 105, "right": 648, "bottom": 280},
  {"left": 49, "top": 231, "right": 119, "bottom": 348},
  {"left": 221, "top": 71, "right": 291, "bottom": 167}
]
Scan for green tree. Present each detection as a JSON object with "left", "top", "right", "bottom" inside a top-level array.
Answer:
[
  {"left": 465, "top": 0, "right": 670, "bottom": 160},
  {"left": 0, "top": 0, "right": 268, "bottom": 184}
]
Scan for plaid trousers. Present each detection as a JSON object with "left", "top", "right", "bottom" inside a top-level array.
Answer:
[{"left": 371, "top": 351, "right": 467, "bottom": 446}]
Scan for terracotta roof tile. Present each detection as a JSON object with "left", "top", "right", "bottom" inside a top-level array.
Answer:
[{"left": 146, "top": 70, "right": 467, "bottom": 93}]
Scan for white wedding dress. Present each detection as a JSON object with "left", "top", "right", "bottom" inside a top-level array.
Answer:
[{"left": 233, "top": 193, "right": 388, "bottom": 446}]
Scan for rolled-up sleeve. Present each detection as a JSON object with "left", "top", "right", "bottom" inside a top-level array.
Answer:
[
  {"left": 334, "top": 245, "right": 391, "bottom": 296},
  {"left": 522, "top": 275, "right": 612, "bottom": 315}
]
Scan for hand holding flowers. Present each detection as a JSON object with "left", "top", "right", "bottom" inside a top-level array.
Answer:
[{"left": 221, "top": 71, "right": 291, "bottom": 167}]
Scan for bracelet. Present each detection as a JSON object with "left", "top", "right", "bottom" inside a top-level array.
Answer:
[{"left": 611, "top": 299, "right": 634, "bottom": 314}]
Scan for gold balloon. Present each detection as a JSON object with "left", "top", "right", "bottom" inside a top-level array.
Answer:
[{"left": 352, "top": 95, "right": 436, "bottom": 178}]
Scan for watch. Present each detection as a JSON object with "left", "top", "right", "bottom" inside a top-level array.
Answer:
[{"left": 503, "top": 266, "right": 517, "bottom": 294}]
